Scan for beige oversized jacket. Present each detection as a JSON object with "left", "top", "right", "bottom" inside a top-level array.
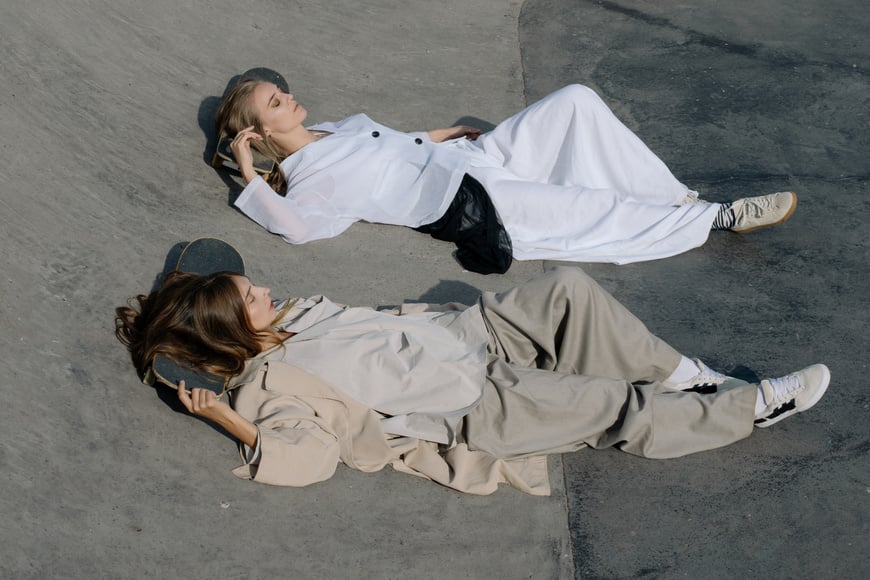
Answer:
[{"left": 227, "top": 356, "right": 550, "bottom": 496}]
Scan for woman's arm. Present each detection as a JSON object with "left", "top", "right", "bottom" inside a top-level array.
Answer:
[
  {"left": 178, "top": 380, "right": 340, "bottom": 486},
  {"left": 231, "top": 385, "right": 342, "bottom": 486},
  {"left": 177, "top": 382, "right": 258, "bottom": 448},
  {"left": 234, "top": 178, "right": 351, "bottom": 244},
  {"left": 427, "top": 125, "right": 482, "bottom": 143}
]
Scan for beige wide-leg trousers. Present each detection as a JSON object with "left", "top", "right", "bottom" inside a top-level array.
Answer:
[{"left": 462, "top": 267, "right": 756, "bottom": 459}]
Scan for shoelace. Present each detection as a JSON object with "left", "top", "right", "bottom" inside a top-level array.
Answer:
[
  {"left": 680, "top": 363, "right": 729, "bottom": 392},
  {"left": 739, "top": 195, "right": 780, "bottom": 219},
  {"left": 765, "top": 372, "right": 803, "bottom": 406},
  {"left": 693, "top": 362, "right": 729, "bottom": 384}
]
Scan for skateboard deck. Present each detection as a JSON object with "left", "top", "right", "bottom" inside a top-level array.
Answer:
[{"left": 211, "top": 133, "right": 276, "bottom": 177}]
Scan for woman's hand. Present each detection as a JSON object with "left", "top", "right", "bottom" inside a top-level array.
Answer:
[
  {"left": 177, "top": 381, "right": 232, "bottom": 423},
  {"left": 176, "top": 380, "right": 259, "bottom": 447},
  {"left": 427, "top": 125, "right": 483, "bottom": 143},
  {"left": 229, "top": 126, "right": 263, "bottom": 184}
]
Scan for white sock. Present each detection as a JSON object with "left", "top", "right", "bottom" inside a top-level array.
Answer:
[
  {"left": 754, "top": 385, "right": 767, "bottom": 417},
  {"left": 665, "top": 356, "right": 701, "bottom": 384}
]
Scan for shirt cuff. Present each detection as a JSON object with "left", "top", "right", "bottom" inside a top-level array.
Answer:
[
  {"left": 242, "top": 429, "right": 263, "bottom": 465},
  {"left": 234, "top": 175, "right": 268, "bottom": 208}
]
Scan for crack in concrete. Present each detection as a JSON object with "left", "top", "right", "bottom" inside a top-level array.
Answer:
[{"left": 587, "top": 0, "right": 865, "bottom": 75}]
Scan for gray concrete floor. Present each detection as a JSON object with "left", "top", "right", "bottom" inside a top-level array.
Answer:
[{"left": 1, "top": 0, "right": 867, "bottom": 578}]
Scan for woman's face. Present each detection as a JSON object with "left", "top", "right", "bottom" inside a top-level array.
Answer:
[
  {"left": 231, "top": 275, "right": 276, "bottom": 332},
  {"left": 250, "top": 82, "right": 308, "bottom": 139}
]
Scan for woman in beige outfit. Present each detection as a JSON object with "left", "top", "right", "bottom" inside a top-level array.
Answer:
[{"left": 116, "top": 268, "right": 829, "bottom": 495}]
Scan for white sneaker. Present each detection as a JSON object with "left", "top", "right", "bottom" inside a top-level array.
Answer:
[
  {"left": 662, "top": 359, "right": 731, "bottom": 392},
  {"left": 731, "top": 191, "right": 797, "bottom": 233},
  {"left": 754, "top": 364, "right": 830, "bottom": 428}
]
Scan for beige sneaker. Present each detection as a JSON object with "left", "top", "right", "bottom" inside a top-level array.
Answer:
[
  {"left": 731, "top": 191, "right": 798, "bottom": 233},
  {"left": 679, "top": 190, "right": 710, "bottom": 205}
]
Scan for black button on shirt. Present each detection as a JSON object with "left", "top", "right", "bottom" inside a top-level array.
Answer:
[
  {"left": 371, "top": 131, "right": 380, "bottom": 138},
  {"left": 414, "top": 138, "right": 423, "bottom": 144}
]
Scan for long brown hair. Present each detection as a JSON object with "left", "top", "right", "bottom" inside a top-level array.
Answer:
[
  {"left": 214, "top": 78, "right": 289, "bottom": 195},
  {"left": 115, "top": 270, "right": 285, "bottom": 378}
]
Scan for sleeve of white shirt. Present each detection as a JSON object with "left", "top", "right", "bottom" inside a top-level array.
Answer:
[{"left": 234, "top": 176, "right": 357, "bottom": 244}]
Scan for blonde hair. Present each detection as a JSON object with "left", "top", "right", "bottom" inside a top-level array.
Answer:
[{"left": 214, "top": 78, "right": 289, "bottom": 195}]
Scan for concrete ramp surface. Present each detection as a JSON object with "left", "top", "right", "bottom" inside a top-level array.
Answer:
[{"left": 1, "top": 0, "right": 867, "bottom": 578}]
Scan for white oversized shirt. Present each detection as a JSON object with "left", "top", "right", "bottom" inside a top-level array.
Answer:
[
  {"left": 234, "top": 114, "right": 473, "bottom": 244},
  {"left": 260, "top": 296, "right": 490, "bottom": 445}
]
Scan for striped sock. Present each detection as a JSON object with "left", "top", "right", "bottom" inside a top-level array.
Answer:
[{"left": 712, "top": 203, "right": 736, "bottom": 230}]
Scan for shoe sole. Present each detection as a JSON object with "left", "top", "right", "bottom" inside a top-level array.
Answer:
[
  {"left": 755, "top": 364, "right": 831, "bottom": 428},
  {"left": 734, "top": 191, "right": 798, "bottom": 234}
]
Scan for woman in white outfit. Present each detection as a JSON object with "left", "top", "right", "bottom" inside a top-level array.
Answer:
[{"left": 215, "top": 79, "right": 796, "bottom": 272}]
